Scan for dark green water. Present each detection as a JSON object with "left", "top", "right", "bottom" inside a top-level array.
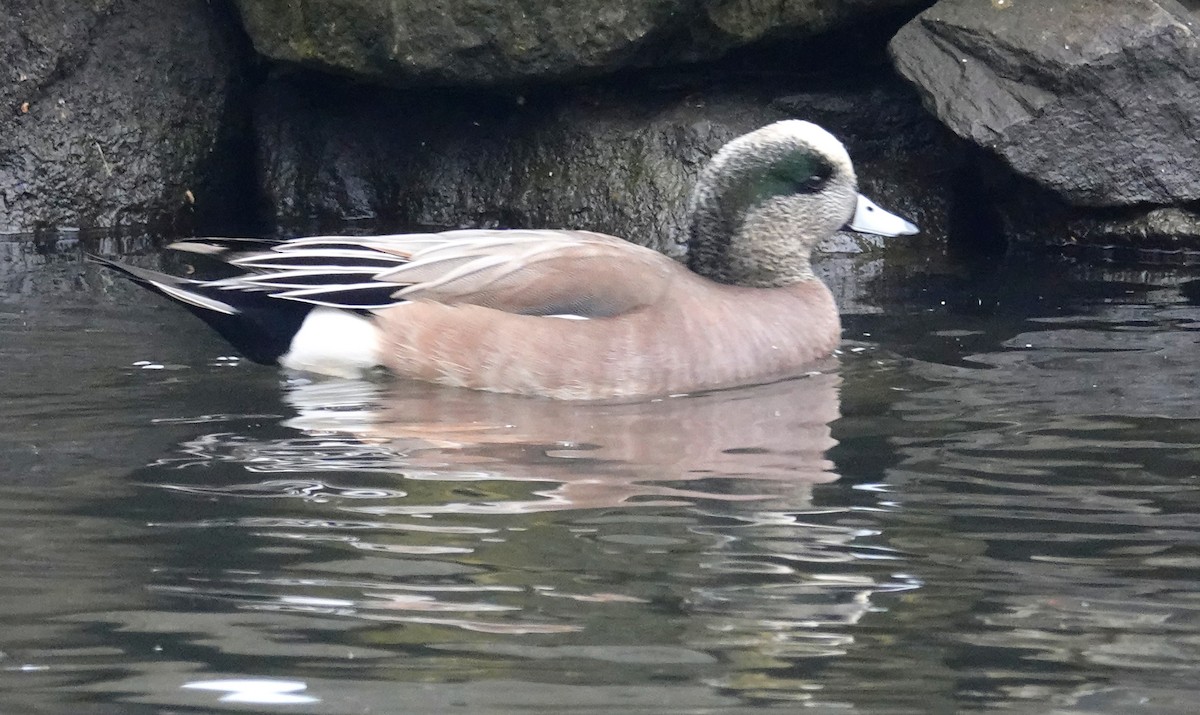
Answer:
[{"left": 2, "top": 237, "right": 1199, "bottom": 713}]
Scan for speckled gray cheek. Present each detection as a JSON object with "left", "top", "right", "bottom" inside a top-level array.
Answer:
[{"left": 724, "top": 193, "right": 837, "bottom": 286}]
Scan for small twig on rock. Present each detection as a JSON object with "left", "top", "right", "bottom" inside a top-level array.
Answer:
[{"left": 93, "top": 139, "right": 112, "bottom": 177}]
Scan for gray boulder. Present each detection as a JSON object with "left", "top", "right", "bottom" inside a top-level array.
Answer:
[
  {"left": 889, "top": 0, "right": 1200, "bottom": 207},
  {"left": 233, "top": 0, "right": 931, "bottom": 87},
  {"left": 0, "top": 0, "right": 245, "bottom": 234}
]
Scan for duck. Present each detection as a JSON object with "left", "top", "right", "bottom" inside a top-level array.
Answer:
[{"left": 92, "top": 120, "right": 917, "bottom": 400}]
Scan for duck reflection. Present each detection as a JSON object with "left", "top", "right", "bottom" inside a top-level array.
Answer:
[
  {"left": 162, "top": 370, "right": 843, "bottom": 513},
  {"left": 273, "top": 369, "right": 843, "bottom": 514}
]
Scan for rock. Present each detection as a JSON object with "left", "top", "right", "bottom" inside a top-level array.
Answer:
[
  {"left": 1074, "top": 207, "right": 1200, "bottom": 248},
  {"left": 0, "top": 0, "right": 248, "bottom": 234},
  {"left": 889, "top": 0, "right": 1200, "bottom": 207},
  {"left": 232, "top": 0, "right": 931, "bottom": 87},
  {"left": 254, "top": 75, "right": 753, "bottom": 257},
  {"left": 971, "top": 148, "right": 1200, "bottom": 260},
  {"left": 253, "top": 71, "right": 957, "bottom": 259}
]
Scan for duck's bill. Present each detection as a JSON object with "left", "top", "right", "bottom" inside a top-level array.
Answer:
[{"left": 847, "top": 194, "right": 919, "bottom": 236}]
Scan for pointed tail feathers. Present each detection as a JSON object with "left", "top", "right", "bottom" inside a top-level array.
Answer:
[{"left": 88, "top": 255, "right": 312, "bottom": 365}]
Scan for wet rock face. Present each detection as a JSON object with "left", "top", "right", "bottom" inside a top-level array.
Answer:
[
  {"left": 254, "top": 77, "right": 759, "bottom": 256},
  {"left": 232, "top": 0, "right": 930, "bottom": 86},
  {"left": 0, "top": 0, "right": 244, "bottom": 233},
  {"left": 889, "top": 0, "right": 1200, "bottom": 207}
]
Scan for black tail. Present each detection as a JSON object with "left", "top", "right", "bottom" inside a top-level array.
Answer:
[{"left": 89, "top": 255, "right": 312, "bottom": 365}]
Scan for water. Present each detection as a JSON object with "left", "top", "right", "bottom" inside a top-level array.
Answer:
[{"left": 2, "top": 237, "right": 1200, "bottom": 713}]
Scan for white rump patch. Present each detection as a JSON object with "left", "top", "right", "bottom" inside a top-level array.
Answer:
[
  {"left": 544, "top": 314, "right": 590, "bottom": 320},
  {"left": 280, "top": 308, "right": 380, "bottom": 378}
]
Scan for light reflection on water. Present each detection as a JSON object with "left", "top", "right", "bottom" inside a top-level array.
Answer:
[{"left": 2, "top": 245, "right": 1200, "bottom": 713}]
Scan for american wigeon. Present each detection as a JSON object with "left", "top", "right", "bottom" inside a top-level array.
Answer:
[{"left": 94, "top": 120, "right": 917, "bottom": 400}]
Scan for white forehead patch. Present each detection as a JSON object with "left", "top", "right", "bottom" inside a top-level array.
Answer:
[
  {"left": 707, "top": 120, "right": 854, "bottom": 178},
  {"left": 757, "top": 120, "right": 852, "bottom": 169}
]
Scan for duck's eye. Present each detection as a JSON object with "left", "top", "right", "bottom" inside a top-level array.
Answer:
[
  {"left": 797, "top": 174, "right": 826, "bottom": 191},
  {"left": 792, "top": 164, "right": 833, "bottom": 193}
]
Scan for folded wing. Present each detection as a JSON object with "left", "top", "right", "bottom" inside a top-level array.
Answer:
[{"left": 178, "top": 229, "right": 679, "bottom": 318}]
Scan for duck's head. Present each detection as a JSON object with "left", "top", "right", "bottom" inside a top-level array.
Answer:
[{"left": 686, "top": 120, "right": 917, "bottom": 287}]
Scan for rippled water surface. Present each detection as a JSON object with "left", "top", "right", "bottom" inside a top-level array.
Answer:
[{"left": 2, "top": 238, "right": 1200, "bottom": 713}]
